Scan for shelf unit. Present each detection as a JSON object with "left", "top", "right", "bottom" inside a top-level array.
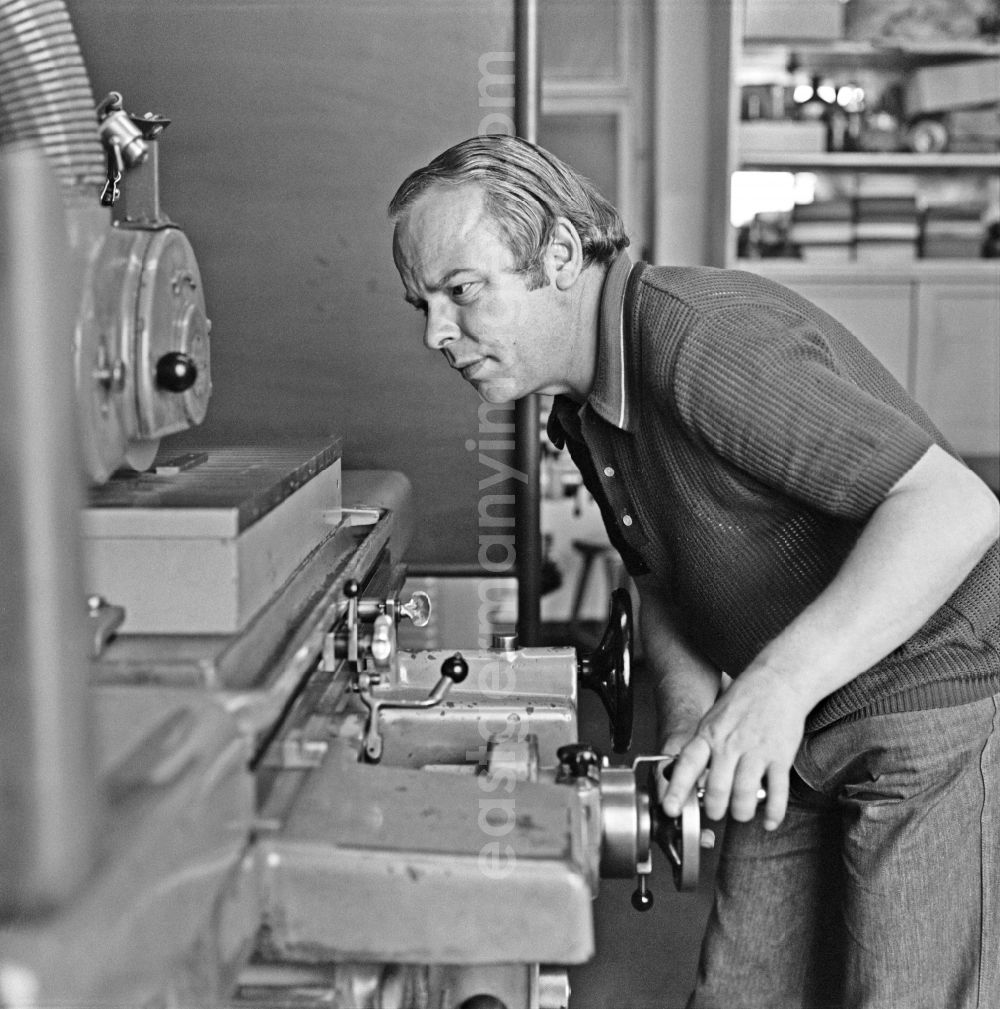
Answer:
[
  {"left": 737, "top": 38, "right": 1000, "bottom": 64},
  {"left": 740, "top": 151, "right": 999, "bottom": 169},
  {"left": 731, "top": 33, "right": 1000, "bottom": 247},
  {"left": 730, "top": 19, "right": 1000, "bottom": 225},
  {"left": 726, "top": 1, "right": 1000, "bottom": 461}
]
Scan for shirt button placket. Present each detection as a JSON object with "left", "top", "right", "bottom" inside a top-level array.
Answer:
[{"left": 602, "top": 462, "right": 633, "bottom": 531}]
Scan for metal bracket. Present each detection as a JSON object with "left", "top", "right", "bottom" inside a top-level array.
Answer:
[{"left": 86, "top": 595, "right": 126, "bottom": 658}]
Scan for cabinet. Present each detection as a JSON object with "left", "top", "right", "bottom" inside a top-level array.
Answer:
[
  {"left": 772, "top": 274, "right": 913, "bottom": 385},
  {"left": 727, "top": 0, "right": 1000, "bottom": 462},
  {"left": 747, "top": 262, "right": 1000, "bottom": 458},
  {"left": 915, "top": 277, "right": 1000, "bottom": 455}
]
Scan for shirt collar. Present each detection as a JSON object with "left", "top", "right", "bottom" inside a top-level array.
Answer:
[
  {"left": 546, "top": 250, "right": 635, "bottom": 450},
  {"left": 587, "top": 250, "right": 634, "bottom": 431}
]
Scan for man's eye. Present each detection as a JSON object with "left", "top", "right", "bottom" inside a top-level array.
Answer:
[{"left": 451, "top": 282, "right": 478, "bottom": 302}]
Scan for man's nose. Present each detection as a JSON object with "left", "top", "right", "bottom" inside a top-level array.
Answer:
[{"left": 424, "top": 302, "right": 459, "bottom": 351}]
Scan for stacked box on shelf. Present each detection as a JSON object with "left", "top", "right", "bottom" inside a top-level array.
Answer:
[
  {"left": 904, "top": 60, "right": 1000, "bottom": 116},
  {"left": 744, "top": 0, "right": 844, "bottom": 40},
  {"left": 854, "top": 176, "right": 920, "bottom": 264},
  {"left": 845, "top": 1, "right": 988, "bottom": 44},
  {"left": 790, "top": 197, "right": 855, "bottom": 263},
  {"left": 738, "top": 120, "right": 827, "bottom": 155},
  {"left": 947, "top": 109, "right": 1000, "bottom": 153},
  {"left": 921, "top": 201, "right": 987, "bottom": 258}
]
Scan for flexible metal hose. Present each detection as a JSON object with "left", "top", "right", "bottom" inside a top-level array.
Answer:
[{"left": 0, "top": 0, "right": 105, "bottom": 201}]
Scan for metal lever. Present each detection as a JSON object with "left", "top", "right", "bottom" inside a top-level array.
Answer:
[
  {"left": 370, "top": 613, "right": 393, "bottom": 664},
  {"left": 86, "top": 594, "right": 126, "bottom": 658},
  {"left": 356, "top": 653, "right": 469, "bottom": 762},
  {"left": 344, "top": 578, "right": 361, "bottom": 663},
  {"left": 627, "top": 754, "right": 704, "bottom": 899},
  {"left": 631, "top": 865, "right": 654, "bottom": 911},
  {"left": 577, "top": 588, "right": 634, "bottom": 753}
]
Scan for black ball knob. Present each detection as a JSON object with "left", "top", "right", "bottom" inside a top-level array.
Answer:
[
  {"left": 441, "top": 652, "right": 469, "bottom": 683},
  {"left": 155, "top": 351, "right": 198, "bottom": 392},
  {"left": 343, "top": 579, "right": 360, "bottom": 599},
  {"left": 457, "top": 997, "right": 508, "bottom": 1009},
  {"left": 631, "top": 883, "right": 654, "bottom": 911}
]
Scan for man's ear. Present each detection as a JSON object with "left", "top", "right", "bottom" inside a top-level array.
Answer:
[{"left": 547, "top": 217, "right": 585, "bottom": 290}]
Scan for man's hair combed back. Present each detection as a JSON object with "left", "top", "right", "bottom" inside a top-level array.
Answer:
[{"left": 388, "top": 134, "right": 629, "bottom": 287}]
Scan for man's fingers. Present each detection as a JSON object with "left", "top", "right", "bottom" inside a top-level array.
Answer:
[
  {"left": 701, "top": 752, "right": 738, "bottom": 821},
  {"left": 662, "top": 736, "right": 710, "bottom": 817},
  {"left": 730, "top": 759, "right": 768, "bottom": 822},
  {"left": 661, "top": 730, "right": 793, "bottom": 830},
  {"left": 762, "top": 765, "right": 789, "bottom": 830}
]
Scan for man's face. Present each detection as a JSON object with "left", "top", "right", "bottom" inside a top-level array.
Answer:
[{"left": 393, "top": 183, "right": 578, "bottom": 403}]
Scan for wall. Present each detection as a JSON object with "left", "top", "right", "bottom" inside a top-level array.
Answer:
[
  {"left": 653, "top": 0, "right": 735, "bottom": 267},
  {"left": 70, "top": 0, "right": 513, "bottom": 567}
]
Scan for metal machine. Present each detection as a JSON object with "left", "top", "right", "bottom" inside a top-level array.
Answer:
[{"left": 0, "top": 3, "right": 710, "bottom": 1007}]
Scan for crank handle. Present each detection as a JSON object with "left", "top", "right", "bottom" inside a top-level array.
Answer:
[{"left": 359, "top": 653, "right": 468, "bottom": 762}]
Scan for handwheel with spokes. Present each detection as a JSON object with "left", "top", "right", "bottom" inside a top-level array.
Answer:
[{"left": 577, "top": 588, "right": 634, "bottom": 753}]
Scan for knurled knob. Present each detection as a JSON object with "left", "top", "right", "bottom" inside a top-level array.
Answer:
[{"left": 556, "top": 742, "right": 602, "bottom": 781}]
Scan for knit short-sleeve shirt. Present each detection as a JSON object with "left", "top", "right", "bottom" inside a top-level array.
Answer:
[{"left": 548, "top": 253, "right": 999, "bottom": 730}]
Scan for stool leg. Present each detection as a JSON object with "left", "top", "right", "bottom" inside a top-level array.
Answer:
[{"left": 569, "top": 553, "right": 597, "bottom": 636}]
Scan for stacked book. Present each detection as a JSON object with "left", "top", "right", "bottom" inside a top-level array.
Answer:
[
  {"left": 790, "top": 197, "right": 855, "bottom": 263},
  {"left": 921, "top": 202, "right": 986, "bottom": 259},
  {"left": 854, "top": 176, "right": 920, "bottom": 263}
]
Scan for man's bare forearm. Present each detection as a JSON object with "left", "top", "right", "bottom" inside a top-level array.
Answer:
[
  {"left": 662, "top": 444, "right": 1000, "bottom": 828},
  {"left": 746, "top": 445, "right": 998, "bottom": 713},
  {"left": 636, "top": 575, "right": 721, "bottom": 750}
]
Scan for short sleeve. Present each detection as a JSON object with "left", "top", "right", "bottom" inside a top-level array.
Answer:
[{"left": 671, "top": 304, "right": 934, "bottom": 519}]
